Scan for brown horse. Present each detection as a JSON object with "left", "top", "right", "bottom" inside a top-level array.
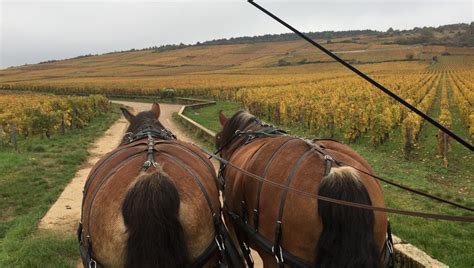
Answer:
[
  {"left": 216, "top": 110, "right": 391, "bottom": 268},
  {"left": 78, "top": 103, "right": 226, "bottom": 268}
]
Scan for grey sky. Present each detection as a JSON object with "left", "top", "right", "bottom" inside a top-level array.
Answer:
[{"left": 1, "top": 0, "right": 472, "bottom": 68}]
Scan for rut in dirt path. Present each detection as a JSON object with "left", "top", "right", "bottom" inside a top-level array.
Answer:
[{"left": 38, "top": 101, "right": 194, "bottom": 234}]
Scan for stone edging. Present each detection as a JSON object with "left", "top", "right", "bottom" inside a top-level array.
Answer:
[
  {"left": 175, "top": 99, "right": 217, "bottom": 145},
  {"left": 175, "top": 100, "right": 449, "bottom": 268}
]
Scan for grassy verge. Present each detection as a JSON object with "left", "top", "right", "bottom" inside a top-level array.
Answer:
[
  {"left": 0, "top": 105, "right": 121, "bottom": 267},
  {"left": 178, "top": 101, "right": 473, "bottom": 267},
  {"left": 172, "top": 112, "right": 215, "bottom": 151},
  {"left": 183, "top": 101, "right": 241, "bottom": 133}
]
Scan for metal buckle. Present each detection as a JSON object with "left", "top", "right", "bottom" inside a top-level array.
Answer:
[
  {"left": 271, "top": 245, "right": 284, "bottom": 264},
  {"left": 324, "top": 154, "right": 333, "bottom": 162},
  {"left": 89, "top": 259, "right": 97, "bottom": 268},
  {"left": 215, "top": 234, "right": 225, "bottom": 252},
  {"left": 243, "top": 242, "right": 254, "bottom": 263},
  {"left": 143, "top": 160, "right": 157, "bottom": 169},
  {"left": 387, "top": 239, "right": 394, "bottom": 254},
  {"left": 125, "top": 132, "right": 134, "bottom": 143},
  {"left": 244, "top": 134, "right": 256, "bottom": 145},
  {"left": 142, "top": 133, "right": 158, "bottom": 170}
]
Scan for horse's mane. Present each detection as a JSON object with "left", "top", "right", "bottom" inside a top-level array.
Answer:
[
  {"left": 221, "top": 110, "right": 259, "bottom": 144},
  {"left": 126, "top": 111, "right": 166, "bottom": 134}
]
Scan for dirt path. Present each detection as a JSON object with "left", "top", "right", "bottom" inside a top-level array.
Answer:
[{"left": 38, "top": 101, "right": 193, "bottom": 233}]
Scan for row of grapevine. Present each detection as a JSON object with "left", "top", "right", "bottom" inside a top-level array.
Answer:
[
  {"left": 235, "top": 72, "right": 441, "bottom": 145},
  {"left": 449, "top": 71, "right": 473, "bottom": 105},
  {"left": 437, "top": 76, "right": 451, "bottom": 167},
  {"left": 401, "top": 75, "right": 441, "bottom": 158},
  {"left": 447, "top": 73, "right": 474, "bottom": 138},
  {"left": 0, "top": 71, "right": 354, "bottom": 100},
  {"left": 0, "top": 94, "right": 110, "bottom": 144}
]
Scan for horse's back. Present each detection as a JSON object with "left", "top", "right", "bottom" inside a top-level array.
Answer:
[
  {"left": 225, "top": 136, "right": 387, "bottom": 262},
  {"left": 82, "top": 140, "right": 219, "bottom": 267}
]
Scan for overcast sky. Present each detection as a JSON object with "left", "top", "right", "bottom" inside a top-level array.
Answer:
[{"left": 1, "top": 0, "right": 472, "bottom": 68}]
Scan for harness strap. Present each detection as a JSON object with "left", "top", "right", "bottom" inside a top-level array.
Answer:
[
  {"left": 243, "top": 126, "right": 283, "bottom": 145},
  {"left": 159, "top": 151, "right": 217, "bottom": 216},
  {"left": 216, "top": 123, "right": 286, "bottom": 159},
  {"left": 228, "top": 208, "right": 396, "bottom": 268},
  {"left": 78, "top": 223, "right": 102, "bottom": 268},
  {"left": 81, "top": 140, "right": 175, "bottom": 217},
  {"left": 142, "top": 134, "right": 158, "bottom": 171},
  {"left": 190, "top": 239, "right": 218, "bottom": 268},
  {"left": 238, "top": 201, "right": 254, "bottom": 267},
  {"left": 274, "top": 147, "right": 313, "bottom": 266},
  {"left": 224, "top": 141, "right": 268, "bottom": 268},
  {"left": 383, "top": 222, "right": 395, "bottom": 268},
  {"left": 228, "top": 210, "right": 313, "bottom": 268},
  {"left": 323, "top": 154, "right": 334, "bottom": 176},
  {"left": 254, "top": 138, "right": 298, "bottom": 231},
  {"left": 124, "top": 128, "right": 176, "bottom": 143},
  {"left": 85, "top": 152, "right": 145, "bottom": 244},
  {"left": 162, "top": 141, "right": 217, "bottom": 190},
  {"left": 217, "top": 163, "right": 226, "bottom": 192},
  {"left": 158, "top": 151, "right": 236, "bottom": 266}
]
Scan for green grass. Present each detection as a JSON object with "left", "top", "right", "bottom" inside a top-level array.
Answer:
[
  {"left": 181, "top": 101, "right": 473, "bottom": 268},
  {"left": 0, "top": 105, "right": 121, "bottom": 267},
  {"left": 183, "top": 101, "right": 242, "bottom": 133}
]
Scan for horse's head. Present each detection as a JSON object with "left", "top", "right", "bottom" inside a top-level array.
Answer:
[
  {"left": 120, "top": 103, "right": 172, "bottom": 145},
  {"left": 216, "top": 110, "right": 261, "bottom": 158}
]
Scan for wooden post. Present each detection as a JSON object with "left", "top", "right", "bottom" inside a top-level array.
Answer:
[
  {"left": 443, "top": 133, "right": 449, "bottom": 168},
  {"left": 403, "top": 126, "right": 411, "bottom": 160},
  {"left": 0, "top": 125, "right": 3, "bottom": 146},
  {"left": 60, "top": 118, "right": 65, "bottom": 135},
  {"left": 9, "top": 123, "right": 17, "bottom": 149}
]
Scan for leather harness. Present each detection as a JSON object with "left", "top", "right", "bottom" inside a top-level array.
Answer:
[
  {"left": 217, "top": 123, "right": 395, "bottom": 268},
  {"left": 78, "top": 128, "right": 240, "bottom": 268}
]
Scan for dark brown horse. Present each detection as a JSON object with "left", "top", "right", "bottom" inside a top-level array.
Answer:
[
  {"left": 216, "top": 110, "right": 390, "bottom": 268},
  {"left": 78, "top": 103, "right": 225, "bottom": 268}
]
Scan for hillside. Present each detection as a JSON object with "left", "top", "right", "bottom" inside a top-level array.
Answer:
[{"left": 1, "top": 23, "right": 473, "bottom": 96}]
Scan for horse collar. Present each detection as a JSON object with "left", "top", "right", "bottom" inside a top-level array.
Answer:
[{"left": 125, "top": 128, "right": 176, "bottom": 143}]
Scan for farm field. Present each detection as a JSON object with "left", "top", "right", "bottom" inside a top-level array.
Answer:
[
  {"left": 1, "top": 27, "right": 473, "bottom": 267},
  {"left": 0, "top": 94, "right": 120, "bottom": 266},
  {"left": 0, "top": 93, "right": 110, "bottom": 141},
  {"left": 1, "top": 38, "right": 472, "bottom": 161}
]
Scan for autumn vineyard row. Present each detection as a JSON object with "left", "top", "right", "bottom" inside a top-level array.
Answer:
[
  {"left": 0, "top": 94, "right": 110, "bottom": 143},
  {"left": 0, "top": 66, "right": 472, "bottom": 164}
]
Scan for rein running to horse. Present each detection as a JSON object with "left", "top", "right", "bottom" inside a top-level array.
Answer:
[{"left": 204, "top": 112, "right": 473, "bottom": 223}]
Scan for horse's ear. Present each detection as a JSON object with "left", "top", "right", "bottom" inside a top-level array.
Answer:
[
  {"left": 152, "top": 103, "right": 161, "bottom": 119},
  {"left": 219, "top": 110, "right": 228, "bottom": 126},
  {"left": 120, "top": 107, "right": 134, "bottom": 122}
]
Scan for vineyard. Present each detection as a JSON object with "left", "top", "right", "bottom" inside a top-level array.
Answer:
[
  {"left": 0, "top": 94, "right": 110, "bottom": 145},
  {"left": 0, "top": 38, "right": 473, "bottom": 161},
  {"left": 0, "top": 26, "right": 473, "bottom": 267},
  {"left": 232, "top": 58, "right": 472, "bottom": 163},
  {"left": 0, "top": 41, "right": 474, "bottom": 163}
]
